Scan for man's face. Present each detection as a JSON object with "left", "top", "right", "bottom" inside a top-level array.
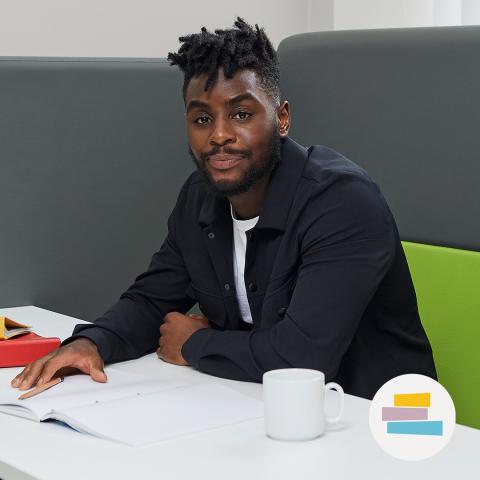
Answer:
[{"left": 185, "top": 69, "right": 285, "bottom": 197}]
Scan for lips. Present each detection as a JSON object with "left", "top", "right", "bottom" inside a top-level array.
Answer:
[{"left": 208, "top": 154, "right": 243, "bottom": 170}]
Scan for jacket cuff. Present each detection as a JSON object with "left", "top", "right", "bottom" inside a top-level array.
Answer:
[
  {"left": 61, "top": 323, "right": 115, "bottom": 362},
  {"left": 181, "top": 327, "right": 215, "bottom": 368}
]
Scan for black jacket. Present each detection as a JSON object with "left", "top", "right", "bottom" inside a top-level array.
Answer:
[{"left": 65, "top": 137, "right": 437, "bottom": 399}]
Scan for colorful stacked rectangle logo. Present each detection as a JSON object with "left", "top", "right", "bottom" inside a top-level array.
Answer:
[{"left": 382, "top": 393, "right": 443, "bottom": 436}]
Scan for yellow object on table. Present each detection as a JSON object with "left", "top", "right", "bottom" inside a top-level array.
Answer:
[{"left": 0, "top": 316, "right": 32, "bottom": 340}]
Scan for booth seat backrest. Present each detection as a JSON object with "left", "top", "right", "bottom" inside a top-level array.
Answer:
[
  {"left": 0, "top": 58, "right": 191, "bottom": 321},
  {"left": 278, "top": 26, "right": 480, "bottom": 251},
  {"left": 277, "top": 26, "right": 480, "bottom": 428}
]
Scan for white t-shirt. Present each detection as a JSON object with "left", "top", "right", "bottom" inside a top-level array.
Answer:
[{"left": 230, "top": 203, "right": 259, "bottom": 324}]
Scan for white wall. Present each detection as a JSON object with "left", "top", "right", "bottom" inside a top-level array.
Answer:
[
  {"left": 334, "top": 0, "right": 434, "bottom": 30},
  {"left": 434, "top": 0, "right": 462, "bottom": 26},
  {"left": 333, "top": 0, "right": 479, "bottom": 30},
  {"left": 462, "top": 0, "right": 480, "bottom": 25},
  {"left": 0, "top": 0, "right": 312, "bottom": 57},
  {"left": 0, "top": 0, "right": 479, "bottom": 58}
]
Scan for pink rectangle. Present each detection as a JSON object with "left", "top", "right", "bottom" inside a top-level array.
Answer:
[{"left": 382, "top": 407, "right": 428, "bottom": 421}]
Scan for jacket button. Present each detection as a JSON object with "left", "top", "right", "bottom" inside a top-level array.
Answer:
[
  {"left": 224, "top": 283, "right": 231, "bottom": 291},
  {"left": 248, "top": 282, "right": 257, "bottom": 292},
  {"left": 208, "top": 232, "right": 215, "bottom": 239},
  {"left": 277, "top": 307, "right": 287, "bottom": 317}
]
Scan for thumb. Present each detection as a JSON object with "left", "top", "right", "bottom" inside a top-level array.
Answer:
[{"left": 89, "top": 365, "right": 107, "bottom": 383}]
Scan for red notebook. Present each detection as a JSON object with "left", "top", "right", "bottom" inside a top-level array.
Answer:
[{"left": 0, "top": 332, "right": 61, "bottom": 367}]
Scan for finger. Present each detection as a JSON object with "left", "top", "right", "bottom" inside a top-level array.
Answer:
[
  {"left": 11, "top": 366, "right": 29, "bottom": 387},
  {"left": 89, "top": 356, "right": 107, "bottom": 383},
  {"left": 160, "top": 320, "right": 172, "bottom": 334},
  {"left": 89, "top": 366, "right": 108, "bottom": 383},
  {"left": 35, "top": 357, "right": 68, "bottom": 387},
  {"left": 16, "top": 358, "right": 50, "bottom": 389},
  {"left": 158, "top": 353, "right": 169, "bottom": 363},
  {"left": 12, "top": 359, "right": 43, "bottom": 387},
  {"left": 163, "top": 311, "right": 183, "bottom": 323},
  {"left": 70, "top": 355, "right": 108, "bottom": 383}
]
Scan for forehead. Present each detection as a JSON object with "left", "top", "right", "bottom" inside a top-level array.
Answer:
[{"left": 185, "top": 69, "right": 268, "bottom": 106}]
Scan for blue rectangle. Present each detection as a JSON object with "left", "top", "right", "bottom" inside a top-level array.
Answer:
[{"left": 387, "top": 421, "right": 443, "bottom": 436}]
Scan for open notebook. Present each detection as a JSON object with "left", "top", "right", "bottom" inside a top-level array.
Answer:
[{"left": 0, "top": 368, "right": 264, "bottom": 447}]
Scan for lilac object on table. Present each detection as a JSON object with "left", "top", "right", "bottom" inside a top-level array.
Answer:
[{"left": 382, "top": 406, "right": 429, "bottom": 421}]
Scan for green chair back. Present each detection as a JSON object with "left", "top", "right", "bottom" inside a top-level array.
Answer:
[{"left": 402, "top": 241, "right": 480, "bottom": 429}]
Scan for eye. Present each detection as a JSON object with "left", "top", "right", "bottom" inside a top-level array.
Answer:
[
  {"left": 233, "top": 111, "right": 252, "bottom": 120},
  {"left": 194, "top": 115, "right": 211, "bottom": 125}
]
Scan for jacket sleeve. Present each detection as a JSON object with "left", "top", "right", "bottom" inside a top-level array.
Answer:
[
  {"left": 181, "top": 178, "right": 395, "bottom": 382},
  {"left": 62, "top": 185, "right": 195, "bottom": 363}
]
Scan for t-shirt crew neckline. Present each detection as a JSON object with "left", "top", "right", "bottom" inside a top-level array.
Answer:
[{"left": 230, "top": 204, "right": 259, "bottom": 229}]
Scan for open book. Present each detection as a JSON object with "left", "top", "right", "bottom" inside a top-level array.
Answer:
[{"left": 0, "top": 368, "right": 264, "bottom": 447}]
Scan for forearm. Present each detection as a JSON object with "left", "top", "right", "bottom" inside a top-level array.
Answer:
[
  {"left": 62, "top": 293, "right": 164, "bottom": 363},
  {"left": 181, "top": 318, "right": 340, "bottom": 383},
  {"left": 181, "top": 328, "right": 262, "bottom": 382}
]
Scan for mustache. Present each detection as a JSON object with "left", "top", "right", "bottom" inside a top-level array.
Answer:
[{"left": 199, "top": 146, "right": 252, "bottom": 162}]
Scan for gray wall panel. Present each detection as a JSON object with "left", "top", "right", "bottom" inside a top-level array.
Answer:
[
  {"left": 278, "top": 26, "right": 480, "bottom": 251},
  {"left": 0, "top": 58, "right": 194, "bottom": 320}
]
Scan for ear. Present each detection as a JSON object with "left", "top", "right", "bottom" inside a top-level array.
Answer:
[{"left": 277, "top": 100, "right": 290, "bottom": 138}]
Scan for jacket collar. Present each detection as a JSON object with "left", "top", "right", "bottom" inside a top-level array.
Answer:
[{"left": 198, "top": 136, "right": 308, "bottom": 231}]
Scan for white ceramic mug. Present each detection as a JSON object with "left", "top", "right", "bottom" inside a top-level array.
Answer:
[{"left": 263, "top": 368, "right": 344, "bottom": 441}]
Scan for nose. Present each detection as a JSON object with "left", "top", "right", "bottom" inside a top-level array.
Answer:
[{"left": 209, "top": 117, "right": 236, "bottom": 146}]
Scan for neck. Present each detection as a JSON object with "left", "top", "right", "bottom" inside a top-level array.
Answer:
[{"left": 228, "top": 174, "right": 270, "bottom": 220}]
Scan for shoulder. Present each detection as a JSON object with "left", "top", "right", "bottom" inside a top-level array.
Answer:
[
  {"left": 298, "top": 145, "right": 394, "bottom": 236},
  {"left": 173, "top": 170, "right": 210, "bottom": 207},
  {"left": 302, "top": 144, "right": 375, "bottom": 190}
]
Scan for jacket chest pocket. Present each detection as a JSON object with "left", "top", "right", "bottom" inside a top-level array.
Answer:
[
  {"left": 188, "top": 283, "right": 227, "bottom": 330},
  {"left": 260, "top": 274, "right": 296, "bottom": 329}
]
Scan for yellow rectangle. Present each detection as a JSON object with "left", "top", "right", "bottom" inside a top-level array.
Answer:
[{"left": 394, "top": 393, "right": 430, "bottom": 407}]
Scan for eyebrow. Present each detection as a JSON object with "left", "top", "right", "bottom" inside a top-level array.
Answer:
[{"left": 186, "top": 92, "right": 259, "bottom": 113}]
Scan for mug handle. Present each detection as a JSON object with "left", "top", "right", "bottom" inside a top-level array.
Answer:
[{"left": 324, "top": 382, "right": 344, "bottom": 424}]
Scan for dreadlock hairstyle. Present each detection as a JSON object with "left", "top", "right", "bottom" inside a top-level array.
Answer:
[{"left": 167, "top": 17, "right": 280, "bottom": 105}]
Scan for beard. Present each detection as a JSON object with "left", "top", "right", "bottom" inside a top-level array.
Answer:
[{"left": 188, "top": 128, "right": 282, "bottom": 198}]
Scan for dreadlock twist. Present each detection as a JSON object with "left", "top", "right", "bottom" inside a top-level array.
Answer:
[{"left": 167, "top": 17, "right": 280, "bottom": 105}]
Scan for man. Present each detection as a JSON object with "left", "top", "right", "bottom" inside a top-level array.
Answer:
[{"left": 11, "top": 18, "right": 437, "bottom": 400}]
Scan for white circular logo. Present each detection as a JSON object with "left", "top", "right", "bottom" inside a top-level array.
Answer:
[{"left": 369, "top": 374, "right": 456, "bottom": 461}]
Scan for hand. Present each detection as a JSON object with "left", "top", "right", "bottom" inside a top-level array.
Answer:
[
  {"left": 10, "top": 338, "right": 107, "bottom": 390},
  {"left": 157, "top": 312, "right": 210, "bottom": 366}
]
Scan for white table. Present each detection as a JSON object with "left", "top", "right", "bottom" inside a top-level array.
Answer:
[{"left": 0, "top": 306, "right": 479, "bottom": 480}]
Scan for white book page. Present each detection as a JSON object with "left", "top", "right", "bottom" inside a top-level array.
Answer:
[
  {"left": 0, "top": 367, "right": 189, "bottom": 421},
  {"left": 51, "top": 382, "right": 264, "bottom": 446}
]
